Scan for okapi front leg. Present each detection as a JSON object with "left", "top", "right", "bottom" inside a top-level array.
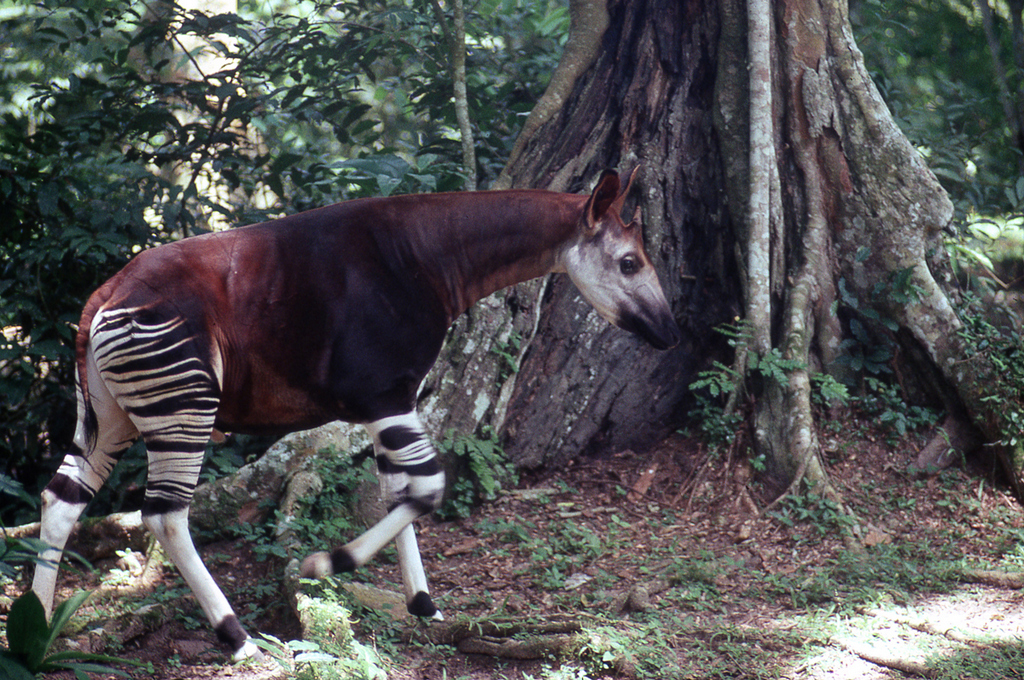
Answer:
[{"left": 300, "top": 412, "right": 445, "bottom": 618}]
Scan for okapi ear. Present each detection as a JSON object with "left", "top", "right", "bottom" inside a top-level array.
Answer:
[
  {"left": 610, "top": 165, "right": 641, "bottom": 217},
  {"left": 586, "top": 170, "right": 621, "bottom": 229},
  {"left": 625, "top": 204, "right": 642, "bottom": 230}
]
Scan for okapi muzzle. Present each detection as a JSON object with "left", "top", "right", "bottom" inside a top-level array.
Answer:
[{"left": 31, "top": 167, "right": 680, "bottom": 661}]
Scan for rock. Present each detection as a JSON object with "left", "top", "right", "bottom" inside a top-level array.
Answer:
[
  {"left": 191, "top": 423, "right": 372, "bottom": 540},
  {"left": 339, "top": 583, "right": 409, "bottom": 621}
]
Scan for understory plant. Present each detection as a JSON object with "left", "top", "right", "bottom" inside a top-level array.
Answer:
[
  {"left": 0, "top": 590, "right": 140, "bottom": 679},
  {"left": 436, "top": 427, "right": 518, "bottom": 520}
]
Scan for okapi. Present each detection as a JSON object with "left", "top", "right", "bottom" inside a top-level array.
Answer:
[{"left": 32, "top": 168, "right": 681, "bottom": 660}]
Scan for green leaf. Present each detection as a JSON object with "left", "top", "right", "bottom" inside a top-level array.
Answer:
[
  {"left": 37, "top": 182, "right": 60, "bottom": 217},
  {"left": 295, "top": 651, "right": 339, "bottom": 663},
  {"left": 6, "top": 591, "right": 50, "bottom": 670},
  {"left": 46, "top": 590, "right": 92, "bottom": 653},
  {"left": 0, "top": 651, "right": 36, "bottom": 680},
  {"left": 0, "top": 474, "right": 35, "bottom": 505},
  {"left": 44, "top": 653, "right": 138, "bottom": 676}
]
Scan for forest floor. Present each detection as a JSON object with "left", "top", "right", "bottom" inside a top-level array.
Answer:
[{"left": 5, "top": 410, "right": 1024, "bottom": 679}]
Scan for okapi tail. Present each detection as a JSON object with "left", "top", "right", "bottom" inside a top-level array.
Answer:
[{"left": 72, "top": 295, "right": 104, "bottom": 454}]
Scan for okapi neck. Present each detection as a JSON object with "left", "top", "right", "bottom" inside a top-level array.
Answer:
[{"left": 382, "top": 190, "right": 586, "bottom": 324}]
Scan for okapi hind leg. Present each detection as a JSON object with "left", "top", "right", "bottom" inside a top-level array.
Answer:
[
  {"left": 142, "top": 507, "right": 261, "bottom": 660},
  {"left": 91, "top": 307, "right": 262, "bottom": 661},
  {"left": 134, "top": 421, "right": 262, "bottom": 661},
  {"left": 137, "top": 440, "right": 262, "bottom": 661},
  {"left": 33, "top": 355, "right": 138, "bottom": 618},
  {"left": 301, "top": 412, "right": 446, "bottom": 619}
]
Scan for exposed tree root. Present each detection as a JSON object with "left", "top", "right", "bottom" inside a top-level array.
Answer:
[
  {"left": 427, "top": 616, "right": 583, "bottom": 659},
  {"left": 854, "top": 606, "right": 985, "bottom": 647},
  {"left": 832, "top": 638, "right": 935, "bottom": 677},
  {"left": 961, "top": 569, "right": 1024, "bottom": 589},
  {"left": 912, "top": 414, "right": 982, "bottom": 476},
  {"left": 6, "top": 511, "right": 148, "bottom": 562}
]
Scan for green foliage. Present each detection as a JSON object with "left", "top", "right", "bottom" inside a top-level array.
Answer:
[
  {"left": 856, "top": 376, "right": 940, "bottom": 445},
  {"left": 767, "top": 494, "right": 856, "bottom": 540},
  {"left": 436, "top": 428, "right": 517, "bottom": 520},
  {"left": 928, "top": 642, "right": 1024, "bottom": 680},
  {"left": 254, "top": 591, "right": 387, "bottom": 680},
  {"left": 759, "top": 543, "right": 940, "bottom": 611},
  {"left": 476, "top": 514, "right": 607, "bottom": 591},
  {"left": 526, "top": 520, "right": 605, "bottom": 590},
  {"left": 0, "top": 590, "right": 140, "bottom": 679},
  {"left": 567, "top": 624, "right": 683, "bottom": 679},
  {"left": 200, "top": 434, "right": 280, "bottom": 485},
  {"left": 809, "top": 372, "right": 850, "bottom": 407},
  {"left": 832, "top": 272, "right": 942, "bottom": 441},
  {"left": 956, "top": 294, "right": 1024, "bottom": 450},
  {"left": 671, "top": 623, "right": 789, "bottom": 680},
  {"left": 0, "top": 534, "right": 50, "bottom": 581},
  {"left": 686, "top": 323, "right": 750, "bottom": 447},
  {"left": 852, "top": 0, "right": 1022, "bottom": 219},
  {"left": 834, "top": 276, "right": 899, "bottom": 376},
  {"left": 687, "top": 322, "right": 807, "bottom": 448},
  {"left": 0, "top": 474, "right": 36, "bottom": 515},
  {"left": 1, "top": 478, "right": 47, "bottom": 578},
  {"left": 275, "top": 448, "right": 379, "bottom": 555},
  {"left": 1, "top": 0, "right": 565, "bottom": 523},
  {"left": 490, "top": 329, "right": 523, "bottom": 382}
]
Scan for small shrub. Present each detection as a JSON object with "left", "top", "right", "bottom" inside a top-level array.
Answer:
[{"left": 285, "top": 450, "right": 379, "bottom": 553}]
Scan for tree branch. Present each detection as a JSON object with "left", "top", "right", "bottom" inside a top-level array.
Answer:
[
  {"left": 493, "top": 0, "right": 609, "bottom": 189},
  {"left": 433, "top": 0, "right": 478, "bottom": 190},
  {"left": 976, "top": 0, "right": 1024, "bottom": 171}
]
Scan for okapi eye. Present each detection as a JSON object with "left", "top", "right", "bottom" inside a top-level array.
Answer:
[{"left": 619, "top": 256, "right": 641, "bottom": 276}]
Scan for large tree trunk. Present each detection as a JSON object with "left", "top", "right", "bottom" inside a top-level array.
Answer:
[
  {"left": 735, "top": 0, "right": 1020, "bottom": 492},
  {"left": 423, "top": 0, "right": 1020, "bottom": 492},
  {"left": 423, "top": 0, "right": 740, "bottom": 469}
]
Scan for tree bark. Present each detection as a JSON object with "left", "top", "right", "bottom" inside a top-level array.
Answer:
[
  {"left": 421, "top": 0, "right": 1019, "bottom": 492},
  {"left": 432, "top": 0, "right": 477, "bottom": 190},
  {"left": 422, "top": 0, "right": 741, "bottom": 470},
  {"left": 495, "top": 0, "right": 740, "bottom": 468}
]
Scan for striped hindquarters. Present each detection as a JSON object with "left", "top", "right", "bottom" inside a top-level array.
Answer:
[{"left": 90, "top": 307, "right": 220, "bottom": 514}]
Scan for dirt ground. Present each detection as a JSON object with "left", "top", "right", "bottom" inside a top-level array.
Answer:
[{"left": 5, "top": 414, "right": 1024, "bottom": 679}]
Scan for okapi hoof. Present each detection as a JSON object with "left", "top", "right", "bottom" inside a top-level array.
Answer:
[
  {"left": 299, "top": 552, "right": 332, "bottom": 578},
  {"left": 215, "top": 615, "right": 263, "bottom": 662},
  {"left": 232, "top": 639, "right": 264, "bottom": 663},
  {"left": 408, "top": 591, "right": 443, "bottom": 620},
  {"left": 300, "top": 548, "right": 356, "bottom": 578}
]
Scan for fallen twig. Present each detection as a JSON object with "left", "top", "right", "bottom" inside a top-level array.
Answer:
[
  {"left": 430, "top": 615, "right": 582, "bottom": 646},
  {"left": 457, "top": 634, "right": 575, "bottom": 659},
  {"left": 424, "top": 615, "right": 583, "bottom": 659}
]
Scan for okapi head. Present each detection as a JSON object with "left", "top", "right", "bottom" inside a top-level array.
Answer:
[{"left": 562, "top": 168, "right": 682, "bottom": 350}]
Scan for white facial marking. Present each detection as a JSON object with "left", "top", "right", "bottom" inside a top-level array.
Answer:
[{"left": 563, "top": 231, "right": 665, "bottom": 327}]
